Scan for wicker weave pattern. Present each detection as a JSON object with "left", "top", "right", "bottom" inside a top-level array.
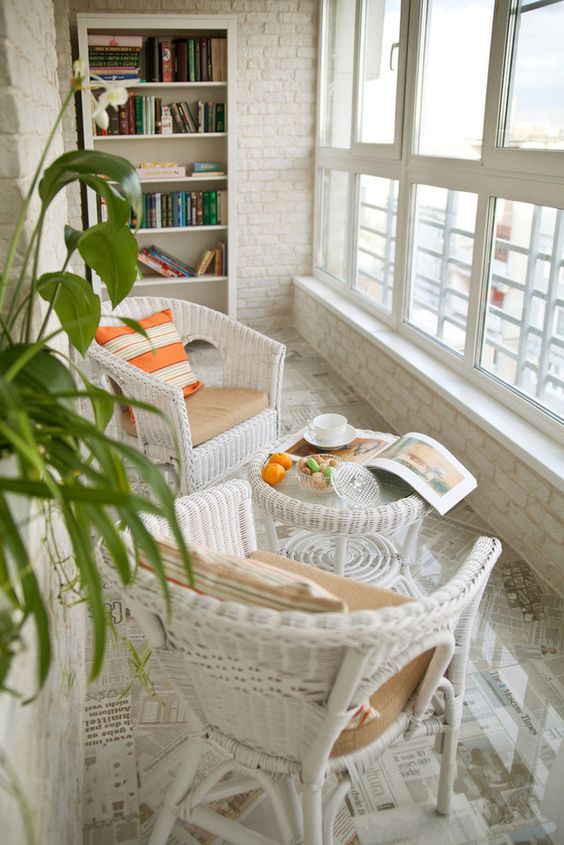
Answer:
[
  {"left": 98, "top": 480, "right": 501, "bottom": 844},
  {"left": 87, "top": 298, "right": 285, "bottom": 494},
  {"left": 249, "top": 438, "right": 430, "bottom": 536}
]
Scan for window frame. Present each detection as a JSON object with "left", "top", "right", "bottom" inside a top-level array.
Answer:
[{"left": 314, "top": 0, "right": 564, "bottom": 444}]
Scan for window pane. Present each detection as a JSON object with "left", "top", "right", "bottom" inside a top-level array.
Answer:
[
  {"left": 480, "top": 199, "right": 564, "bottom": 420},
  {"left": 354, "top": 175, "right": 398, "bottom": 309},
  {"left": 502, "top": 0, "right": 564, "bottom": 150},
  {"left": 407, "top": 186, "right": 477, "bottom": 354},
  {"left": 318, "top": 169, "right": 351, "bottom": 281},
  {"left": 416, "top": 0, "right": 495, "bottom": 158},
  {"left": 320, "top": 0, "right": 355, "bottom": 148},
  {"left": 358, "top": 0, "right": 401, "bottom": 144}
]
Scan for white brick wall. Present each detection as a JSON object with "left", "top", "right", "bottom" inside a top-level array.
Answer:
[
  {"left": 294, "top": 285, "right": 564, "bottom": 596},
  {"left": 54, "top": 0, "right": 319, "bottom": 331},
  {"left": 0, "top": 1, "right": 85, "bottom": 842}
]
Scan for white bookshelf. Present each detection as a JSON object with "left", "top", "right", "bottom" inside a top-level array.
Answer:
[{"left": 77, "top": 13, "right": 237, "bottom": 318}]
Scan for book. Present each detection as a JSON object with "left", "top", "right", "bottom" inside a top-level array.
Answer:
[
  {"left": 192, "top": 161, "right": 224, "bottom": 172},
  {"left": 136, "top": 165, "right": 186, "bottom": 179},
  {"left": 277, "top": 429, "right": 477, "bottom": 515},
  {"left": 216, "top": 103, "right": 225, "bottom": 132},
  {"left": 174, "top": 40, "right": 188, "bottom": 82},
  {"left": 161, "top": 40, "right": 173, "bottom": 82},
  {"left": 88, "top": 34, "right": 143, "bottom": 47},
  {"left": 195, "top": 248, "right": 216, "bottom": 275},
  {"left": 161, "top": 105, "right": 173, "bottom": 135}
]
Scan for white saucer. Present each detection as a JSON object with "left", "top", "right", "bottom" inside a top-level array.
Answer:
[{"left": 303, "top": 423, "right": 357, "bottom": 450}]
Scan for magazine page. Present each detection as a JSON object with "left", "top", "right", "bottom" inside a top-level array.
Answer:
[
  {"left": 277, "top": 426, "right": 395, "bottom": 465},
  {"left": 366, "top": 431, "right": 477, "bottom": 515}
]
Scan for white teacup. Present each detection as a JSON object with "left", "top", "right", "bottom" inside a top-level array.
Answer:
[{"left": 310, "top": 413, "right": 348, "bottom": 445}]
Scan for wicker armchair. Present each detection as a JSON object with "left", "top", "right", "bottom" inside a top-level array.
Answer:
[
  {"left": 98, "top": 480, "right": 501, "bottom": 845},
  {"left": 87, "top": 297, "right": 285, "bottom": 494}
]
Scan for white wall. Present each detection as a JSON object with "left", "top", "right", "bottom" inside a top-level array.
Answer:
[
  {"left": 55, "top": 0, "right": 319, "bottom": 331},
  {"left": 0, "top": 1, "right": 85, "bottom": 842}
]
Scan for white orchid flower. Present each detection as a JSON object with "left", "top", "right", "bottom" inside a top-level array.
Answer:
[
  {"left": 73, "top": 58, "right": 86, "bottom": 80},
  {"left": 101, "top": 86, "right": 129, "bottom": 109},
  {"left": 91, "top": 99, "right": 110, "bottom": 130}
]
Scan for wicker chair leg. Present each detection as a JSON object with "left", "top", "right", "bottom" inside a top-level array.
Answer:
[
  {"left": 278, "top": 775, "right": 303, "bottom": 842},
  {"left": 302, "top": 783, "right": 323, "bottom": 845},
  {"left": 323, "top": 777, "right": 352, "bottom": 845},
  {"left": 436, "top": 727, "right": 459, "bottom": 815},
  {"left": 148, "top": 737, "right": 204, "bottom": 845}
]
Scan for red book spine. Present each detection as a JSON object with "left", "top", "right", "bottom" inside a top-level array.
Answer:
[
  {"left": 161, "top": 40, "right": 173, "bottom": 83},
  {"left": 127, "top": 94, "right": 135, "bottom": 134}
]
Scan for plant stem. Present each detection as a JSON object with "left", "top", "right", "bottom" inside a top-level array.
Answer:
[
  {"left": 35, "top": 253, "right": 71, "bottom": 343},
  {"left": 0, "top": 87, "right": 74, "bottom": 315}
]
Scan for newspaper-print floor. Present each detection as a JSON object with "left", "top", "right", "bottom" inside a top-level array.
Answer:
[{"left": 83, "top": 328, "right": 564, "bottom": 845}]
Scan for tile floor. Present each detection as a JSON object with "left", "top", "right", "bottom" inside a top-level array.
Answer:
[{"left": 83, "top": 328, "right": 564, "bottom": 845}]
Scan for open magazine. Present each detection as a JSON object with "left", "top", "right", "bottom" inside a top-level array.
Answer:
[{"left": 278, "top": 428, "right": 476, "bottom": 515}]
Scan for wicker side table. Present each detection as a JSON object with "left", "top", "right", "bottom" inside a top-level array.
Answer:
[{"left": 248, "top": 430, "right": 431, "bottom": 589}]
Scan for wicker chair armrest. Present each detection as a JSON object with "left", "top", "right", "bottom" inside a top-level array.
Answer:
[
  {"left": 87, "top": 341, "right": 193, "bottom": 452},
  {"left": 139, "top": 479, "right": 258, "bottom": 557}
]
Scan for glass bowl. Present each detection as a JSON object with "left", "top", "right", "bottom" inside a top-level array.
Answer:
[{"left": 296, "top": 454, "right": 343, "bottom": 494}]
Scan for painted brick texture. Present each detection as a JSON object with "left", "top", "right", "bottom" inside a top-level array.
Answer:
[
  {"left": 0, "top": 1, "right": 85, "bottom": 843},
  {"left": 294, "top": 285, "right": 564, "bottom": 596},
  {"left": 54, "top": 0, "right": 318, "bottom": 331}
]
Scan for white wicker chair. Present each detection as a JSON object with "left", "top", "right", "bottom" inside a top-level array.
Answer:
[
  {"left": 87, "top": 297, "right": 285, "bottom": 495},
  {"left": 98, "top": 480, "right": 501, "bottom": 845}
]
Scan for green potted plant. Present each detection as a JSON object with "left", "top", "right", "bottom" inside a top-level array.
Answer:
[{"left": 0, "top": 60, "right": 191, "bottom": 694}]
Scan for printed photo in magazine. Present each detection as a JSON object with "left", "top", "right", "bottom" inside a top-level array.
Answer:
[{"left": 365, "top": 432, "right": 477, "bottom": 515}]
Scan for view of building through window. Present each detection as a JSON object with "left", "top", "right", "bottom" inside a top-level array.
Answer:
[
  {"left": 316, "top": 0, "right": 564, "bottom": 427},
  {"left": 407, "top": 186, "right": 477, "bottom": 354},
  {"left": 355, "top": 175, "right": 398, "bottom": 308}
]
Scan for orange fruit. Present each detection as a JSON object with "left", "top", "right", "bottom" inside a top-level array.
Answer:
[
  {"left": 262, "top": 462, "right": 286, "bottom": 485},
  {"left": 268, "top": 452, "right": 293, "bottom": 471}
]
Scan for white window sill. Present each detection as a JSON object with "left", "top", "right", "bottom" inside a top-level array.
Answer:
[{"left": 294, "top": 275, "right": 564, "bottom": 494}]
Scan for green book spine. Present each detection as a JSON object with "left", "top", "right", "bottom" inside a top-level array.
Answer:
[
  {"left": 195, "top": 37, "right": 201, "bottom": 81},
  {"left": 134, "top": 96, "right": 143, "bottom": 134},
  {"left": 202, "top": 192, "right": 210, "bottom": 225},
  {"left": 216, "top": 103, "right": 225, "bottom": 133},
  {"left": 209, "top": 191, "right": 217, "bottom": 225},
  {"left": 188, "top": 39, "right": 196, "bottom": 82}
]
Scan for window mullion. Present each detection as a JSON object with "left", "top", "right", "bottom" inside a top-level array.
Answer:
[
  {"left": 482, "top": 0, "right": 511, "bottom": 167},
  {"left": 464, "top": 193, "right": 492, "bottom": 373}
]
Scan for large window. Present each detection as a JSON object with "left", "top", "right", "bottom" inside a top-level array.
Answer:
[{"left": 316, "top": 0, "right": 564, "bottom": 435}]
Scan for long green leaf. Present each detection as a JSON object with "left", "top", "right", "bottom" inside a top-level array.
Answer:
[
  {"left": 80, "top": 175, "right": 130, "bottom": 232},
  {"left": 0, "top": 495, "right": 51, "bottom": 690},
  {"left": 39, "top": 149, "right": 141, "bottom": 219},
  {"left": 37, "top": 272, "right": 101, "bottom": 354},
  {"left": 78, "top": 223, "right": 138, "bottom": 307},
  {"left": 61, "top": 502, "right": 106, "bottom": 681}
]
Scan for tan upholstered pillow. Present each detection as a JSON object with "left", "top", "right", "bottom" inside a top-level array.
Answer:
[{"left": 138, "top": 536, "right": 348, "bottom": 613}]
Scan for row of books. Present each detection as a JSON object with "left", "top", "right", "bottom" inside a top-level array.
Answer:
[
  {"left": 88, "top": 34, "right": 142, "bottom": 82},
  {"left": 143, "top": 36, "right": 227, "bottom": 83},
  {"left": 95, "top": 96, "right": 225, "bottom": 136},
  {"left": 87, "top": 34, "right": 227, "bottom": 83},
  {"left": 137, "top": 242, "right": 227, "bottom": 278},
  {"left": 139, "top": 190, "right": 227, "bottom": 229}
]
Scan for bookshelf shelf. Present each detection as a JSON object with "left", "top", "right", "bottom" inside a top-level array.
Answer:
[
  {"left": 93, "top": 133, "right": 227, "bottom": 141},
  {"left": 78, "top": 12, "right": 236, "bottom": 318},
  {"left": 134, "top": 275, "right": 228, "bottom": 287},
  {"left": 136, "top": 225, "right": 227, "bottom": 234},
  {"left": 107, "top": 81, "right": 228, "bottom": 89}
]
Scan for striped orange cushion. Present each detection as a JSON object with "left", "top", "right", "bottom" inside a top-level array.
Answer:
[
  {"left": 95, "top": 308, "right": 203, "bottom": 397},
  {"left": 138, "top": 536, "right": 347, "bottom": 613}
]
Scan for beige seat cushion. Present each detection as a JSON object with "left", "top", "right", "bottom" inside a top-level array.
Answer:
[
  {"left": 121, "top": 386, "right": 269, "bottom": 446},
  {"left": 250, "top": 550, "right": 434, "bottom": 759}
]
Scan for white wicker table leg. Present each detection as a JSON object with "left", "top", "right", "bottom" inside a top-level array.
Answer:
[
  {"left": 260, "top": 509, "right": 280, "bottom": 553},
  {"left": 334, "top": 535, "right": 348, "bottom": 577}
]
